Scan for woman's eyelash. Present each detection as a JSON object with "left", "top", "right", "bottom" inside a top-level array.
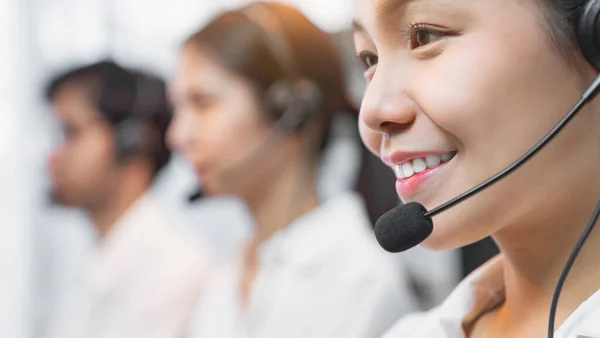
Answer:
[
  {"left": 402, "top": 23, "right": 416, "bottom": 45},
  {"left": 356, "top": 51, "right": 378, "bottom": 70},
  {"left": 402, "top": 23, "right": 456, "bottom": 50},
  {"left": 403, "top": 23, "right": 433, "bottom": 44}
]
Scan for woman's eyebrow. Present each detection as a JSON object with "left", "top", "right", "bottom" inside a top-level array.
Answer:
[
  {"left": 376, "top": 0, "right": 418, "bottom": 19},
  {"left": 352, "top": 0, "right": 421, "bottom": 35},
  {"left": 351, "top": 19, "right": 366, "bottom": 35}
]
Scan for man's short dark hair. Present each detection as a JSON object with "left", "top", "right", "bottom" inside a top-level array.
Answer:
[{"left": 45, "top": 60, "right": 172, "bottom": 176}]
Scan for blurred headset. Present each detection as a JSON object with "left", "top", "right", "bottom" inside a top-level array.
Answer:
[
  {"left": 240, "top": 2, "right": 324, "bottom": 132},
  {"left": 580, "top": 0, "right": 600, "bottom": 70},
  {"left": 101, "top": 72, "right": 165, "bottom": 164}
]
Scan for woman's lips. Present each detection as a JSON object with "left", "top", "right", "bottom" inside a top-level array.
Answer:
[
  {"left": 395, "top": 161, "right": 451, "bottom": 197},
  {"left": 383, "top": 151, "right": 457, "bottom": 197}
]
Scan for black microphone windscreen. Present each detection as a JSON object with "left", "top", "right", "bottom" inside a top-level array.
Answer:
[
  {"left": 374, "top": 202, "right": 433, "bottom": 253},
  {"left": 187, "top": 189, "right": 204, "bottom": 203}
]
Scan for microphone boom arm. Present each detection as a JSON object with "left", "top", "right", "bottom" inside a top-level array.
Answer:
[{"left": 426, "top": 74, "right": 600, "bottom": 218}]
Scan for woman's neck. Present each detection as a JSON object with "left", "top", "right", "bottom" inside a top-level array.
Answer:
[
  {"left": 245, "top": 163, "right": 320, "bottom": 248},
  {"left": 488, "top": 193, "right": 600, "bottom": 335},
  {"left": 238, "top": 163, "right": 319, "bottom": 308}
]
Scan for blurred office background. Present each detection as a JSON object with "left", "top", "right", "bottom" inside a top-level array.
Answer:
[{"left": 0, "top": 1, "right": 498, "bottom": 337}]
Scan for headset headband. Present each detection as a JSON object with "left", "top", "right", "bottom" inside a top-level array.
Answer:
[{"left": 241, "top": 3, "right": 298, "bottom": 79}]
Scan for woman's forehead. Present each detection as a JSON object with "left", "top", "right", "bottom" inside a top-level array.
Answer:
[
  {"left": 353, "top": 0, "right": 538, "bottom": 37},
  {"left": 353, "top": 0, "right": 454, "bottom": 34}
]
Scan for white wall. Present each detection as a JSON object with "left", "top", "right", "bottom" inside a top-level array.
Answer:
[{"left": 0, "top": 0, "right": 41, "bottom": 336}]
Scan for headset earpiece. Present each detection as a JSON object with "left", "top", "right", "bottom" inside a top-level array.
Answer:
[
  {"left": 579, "top": 0, "right": 600, "bottom": 70},
  {"left": 113, "top": 74, "right": 163, "bottom": 163},
  {"left": 266, "top": 78, "right": 323, "bottom": 132},
  {"left": 241, "top": 3, "right": 325, "bottom": 133},
  {"left": 114, "top": 118, "right": 156, "bottom": 161}
]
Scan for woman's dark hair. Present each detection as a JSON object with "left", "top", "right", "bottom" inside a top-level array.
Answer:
[
  {"left": 540, "top": 0, "right": 588, "bottom": 55},
  {"left": 45, "top": 60, "right": 172, "bottom": 177},
  {"left": 184, "top": 2, "right": 356, "bottom": 153}
]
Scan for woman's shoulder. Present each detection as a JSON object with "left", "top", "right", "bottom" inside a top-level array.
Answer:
[
  {"left": 189, "top": 261, "right": 242, "bottom": 317},
  {"left": 377, "top": 281, "right": 474, "bottom": 338},
  {"left": 381, "top": 255, "right": 506, "bottom": 338},
  {"left": 556, "top": 287, "right": 600, "bottom": 337}
]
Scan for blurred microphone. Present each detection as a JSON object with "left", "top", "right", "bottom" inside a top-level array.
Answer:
[
  {"left": 187, "top": 188, "right": 204, "bottom": 203},
  {"left": 375, "top": 75, "right": 600, "bottom": 253}
]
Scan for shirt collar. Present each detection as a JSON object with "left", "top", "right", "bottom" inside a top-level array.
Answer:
[
  {"left": 428, "top": 254, "right": 600, "bottom": 337},
  {"left": 84, "top": 192, "right": 158, "bottom": 290},
  {"left": 460, "top": 255, "right": 505, "bottom": 330}
]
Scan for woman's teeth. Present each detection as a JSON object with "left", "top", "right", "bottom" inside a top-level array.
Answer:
[
  {"left": 441, "top": 152, "right": 453, "bottom": 162},
  {"left": 394, "top": 152, "right": 456, "bottom": 179}
]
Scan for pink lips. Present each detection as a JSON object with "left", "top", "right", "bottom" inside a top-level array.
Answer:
[
  {"left": 382, "top": 151, "right": 454, "bottom": 198},
  {"left": 395, "top": 162, "right": 450, "bottom": 197}
]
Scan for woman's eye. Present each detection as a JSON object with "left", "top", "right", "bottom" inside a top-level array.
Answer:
[
  {"left": 358, "top": 51, "right": 378, "bottom": 71},
  {"left": 62, "top": 126, "right": 77, "bottom": 140},
  {"left": 409, "top": 25, "right": 445, "bottom": 50},
  {"left": 189, "top": 93, "right": 215, "bottom": 111}
]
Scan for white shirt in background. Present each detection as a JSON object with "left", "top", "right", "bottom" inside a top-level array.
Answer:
[
  {"left": 188, "top": 192, "right": 419, "bottom": 338},
  {"left": 46, "top": 193, "right": 213, "bottom": 338},
  {"left": 383, "top": 254, "right": 600, "bottom": 338}
]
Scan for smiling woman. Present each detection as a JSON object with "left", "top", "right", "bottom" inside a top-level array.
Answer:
[{"left": 352, "top": 0, "right": 600, "bottom": 337}]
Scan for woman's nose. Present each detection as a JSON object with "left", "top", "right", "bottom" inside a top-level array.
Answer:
[
  {"left": 166, "top": 109, "right": 193, "bottom": 154},
  {"left": 360, "top": 77, "right": 418, "bottom": 135},
  {"left": 361, "top": 58, "right": 417, "bottom": 134},
  {"left": 47, "top": 145, "right": 64, "bottom": 174}
]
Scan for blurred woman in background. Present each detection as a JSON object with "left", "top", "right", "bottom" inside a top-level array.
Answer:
[{"left": 167, "top": 2, "right": 418, "bottom": 337}]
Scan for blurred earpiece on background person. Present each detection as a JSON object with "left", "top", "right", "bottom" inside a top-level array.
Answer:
[
  {"left": 352, "top": 0, "right": 600, "bottom": 337},
  {"left": 44, "top": 60, "right": 213, "bottom": 338},
  {"left": 167, "top": 2, "right": 419, "bottom": 338}
]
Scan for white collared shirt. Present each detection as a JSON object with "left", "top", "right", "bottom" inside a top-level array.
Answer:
[
  {"left": 46, "top": 194, "right": 213, "bottom": 338},
  {"left": 383, "top": 255, "right": 600, "bottom": 338},
  {"left": 187, "top": 192, "right": 419, "bottom": 338}
]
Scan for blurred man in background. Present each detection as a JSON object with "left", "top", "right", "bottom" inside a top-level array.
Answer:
[{"left": 44, "top": 61, "right": 212, "bottom": 338}]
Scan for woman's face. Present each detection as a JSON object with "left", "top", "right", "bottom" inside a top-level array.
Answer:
[
  {"left": 168, "top": 45, "right": 286, "bottom": 198},
  {"left": 353, "top": 0, "right": 600, "bottom": 250}
]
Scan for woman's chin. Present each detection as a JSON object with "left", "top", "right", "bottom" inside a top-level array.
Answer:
[
  {"left": 419, "top": 213, "right": 492, "bottom": 251},
  {"left": 419, "top": 231, "right": 461, "bottom": 251}
]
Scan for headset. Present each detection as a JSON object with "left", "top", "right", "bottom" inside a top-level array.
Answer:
[
  {"left": 546, "top": 2, "right": 600, "bottom": 336},
  {"left": 580, "top": 0, "right": 600, "bottom": 71},
  {"left": 239, "top": 3, "right": 324, "bottom": 132},
  {"left": 104, "top": 72, "right": 166, "bottom": 164}
]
